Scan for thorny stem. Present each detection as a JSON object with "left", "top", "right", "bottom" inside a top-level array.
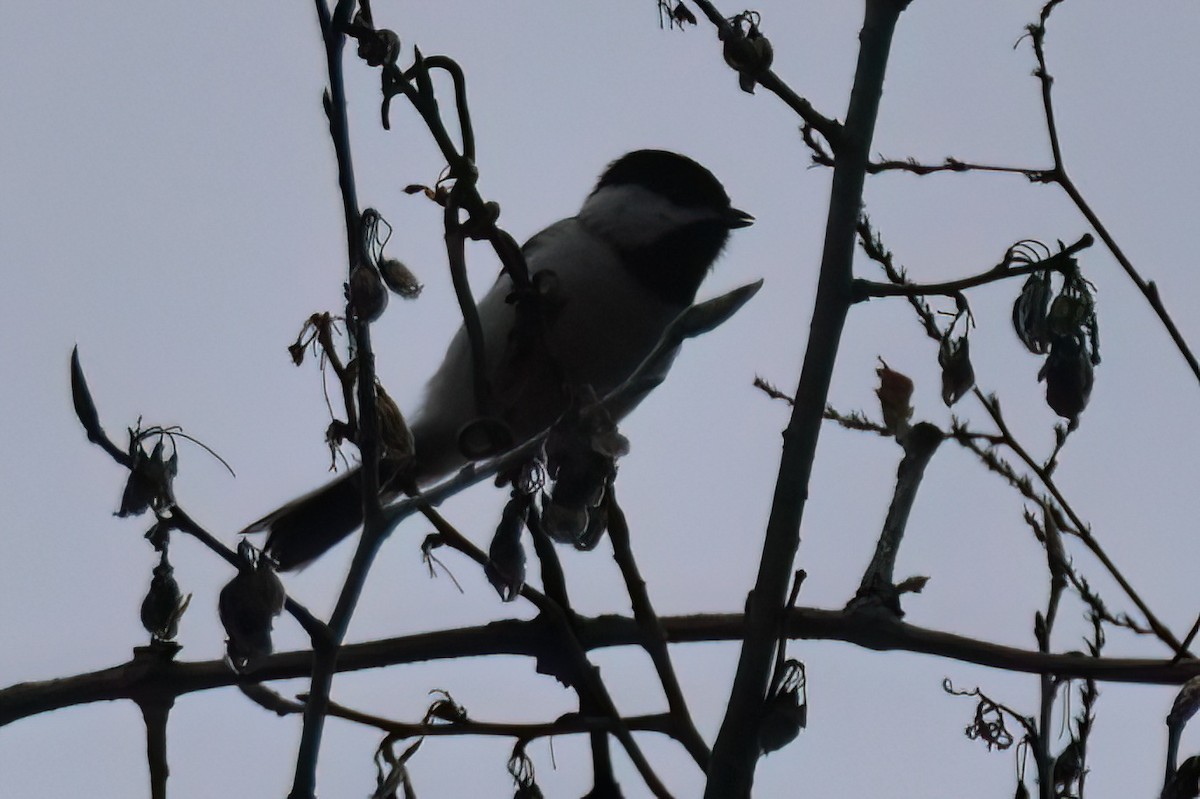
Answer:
[
  {"left": 853, "top": 234, "right": 1092, "bottom": 300},
  {"left": 1034, "top": 546, "right": 1066, "bottom": 799},
  {"left": 859, "top": 213, "right": 1186, "bottom": 657},
  {"left": 975, "top": 390, "right": 1188, "bottom": 657}
]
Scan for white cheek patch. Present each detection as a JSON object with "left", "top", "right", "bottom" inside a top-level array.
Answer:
[{"left": 577, "top": 184, "right": 719, "bottom": 248}]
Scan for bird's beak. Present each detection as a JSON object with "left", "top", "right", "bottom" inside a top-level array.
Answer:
[{"left": 724, "top": 207, "right": 755, "bottom": 229}]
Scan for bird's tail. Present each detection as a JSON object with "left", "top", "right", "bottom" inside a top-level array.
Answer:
[
  {"left": 242, "top": 419, "right": 458, "bottom": 569},
  {"left": 241, "top": 468, "right": 366, "bottom": 570}
]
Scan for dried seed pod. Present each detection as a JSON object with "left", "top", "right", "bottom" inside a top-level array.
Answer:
[
  {"left": 1012, "top": 270, "right": 1053, "bottom": 354},
  {"left": 539, "top": 500, "right": 590, "bottom": 545},
  {"left": 357, "top": 28, "right": 399, "bottom": 68},
  {"left": 349, "top": 265, "right": 388, "bottom": 322},
  {"left": 486, "top": 495, "right": 529, "bottom": 602},
  {"left": 508, "top": 740, "right": 543, "bottom": 799},
  {"left": 749, "top": 27, "right": 774, "bottom": 72},
  {"left": 218, "top": 541, "right": 285, "bottom": 673},
  {"left": 722, "top": 16, "right": 773, "bottom": 93},
  {"left": 379, "top": 257, "right": 422, "bottom": 298},
  {"left": 759, "top": 659, "right": 807, "bottom": 755},
  {"left": 1038, "top": 334, "right": 1094, "bottom": 421},
  {"left": 938, "top": 333, "right": 975, "bottom": 407},
  {"left": 118, "top": 438, "right": 178, "bottom": 517},
  {"left": 541, "top": 399, "right": 624, "bottom": 545},
  {"left": 723, "top": 32, "right": 758, "bottom": 71},
  {"left": 671, "top": 2, "right": 697, "bottom": 26},
  {"left": 1047, "top": 291, "right": 1093, "bottom": 338},
  {"left": 140, "top": 555, "right": 190, "bottom": 642}
]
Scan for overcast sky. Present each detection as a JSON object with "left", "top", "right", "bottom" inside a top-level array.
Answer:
[{"left": 3, "top": 1, "right": 1200, "bottom": 796}]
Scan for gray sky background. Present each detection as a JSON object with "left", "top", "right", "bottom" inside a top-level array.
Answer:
[{"left": 3, "top": 1, "right": 1199, "bottom": 796}]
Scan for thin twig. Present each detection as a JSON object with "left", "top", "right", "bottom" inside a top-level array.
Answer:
[
  {"left": 856, "top": 208, "right": 1181, "bottom": 657},
  {"left": 1029, "top": 13, "right": 1200, "bottom": 383},
  {"left": 417, "top": 503, "right": 673, "bottom": 798},
  {"left": 688, "top": 0, "right": 842, "bottom": 144},
  {"left": 1033, "top": 509, "right": 1067, "bottom": 799},
  {"left": 320, "top": 699, "right": 675, "bottom": 740},
  {"left": 607, "top": 489, "right": 711, "bottom": 769},
  {"left": 847, "top": 6, "right": 1200, "bottom": 384},
  {"left": 860, "top": 155, "right": 1050, "bottom": 179},
  {"left": 290, "top": 3, "right": 380, "bottom": 796},
  {"left": 975, "top": 390, "right": 1187, "bottom": 657},
  {"left": 853, "top": 234, "right": 1093, "bottom": 300}
]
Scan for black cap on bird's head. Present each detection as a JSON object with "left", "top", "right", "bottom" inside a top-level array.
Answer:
[
  {"left": 593, "top": 149, "right": 754, "bottom": 230},
  {"left": 586, "top": 150, "right": 754, "bottom": 305}
]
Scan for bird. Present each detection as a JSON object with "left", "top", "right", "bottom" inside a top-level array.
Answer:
[{"left": 245, "top": 149, "right": 753, "bottom": 569}]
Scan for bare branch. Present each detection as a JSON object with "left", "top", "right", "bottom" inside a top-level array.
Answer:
[{"left": 9, "top": 608, "right": 1200, "bottom": 730}]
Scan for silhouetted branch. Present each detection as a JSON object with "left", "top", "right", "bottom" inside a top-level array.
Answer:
[
  {"left": 705, "top": 2, "right": 911, "bottom": 794},
  {"left": 10, "top": 608, "right": 1200, "bottom": 728},
  {"left": 291, "top": 2, "right": 379, "bottom": 796},
  {"left": 321, "top": 699, "right": 675, "bottom": 740},
  {"left": 832, "top": 3, "right": 1200, "bottom": 385},
  {"left": 849, "top": 422, "right": 943, "bottom": 616},
  {"left": 853, "top": 234, "right": 1093, "bottom": 300},
  {"left": 973, "top": 390, "right": 1188, "bottom": 657},
  {"left": 419, "top": 503, "right": 672, "bottom": 797},
  {"left": 607, "top": 489, "right": 710, "bottom": 768}
]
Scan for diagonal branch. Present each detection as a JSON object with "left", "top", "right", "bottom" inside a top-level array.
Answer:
[
  {"left": 973, "top": 390, "right": 1188, "bottom": 657},
  {"left": 1026, "top": 11, "right": 1200, "bottom": 383},
  {"left": 705, "top": 2, "right": 911, "bottom": 795},
  {"left": 607, "top": 490, "right": 710, "bottom": 769},
  {"left": 687, "top": 0, "right": 841, "bottom": 144}
]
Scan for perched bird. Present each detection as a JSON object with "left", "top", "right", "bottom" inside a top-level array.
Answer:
[{"left": 246, "top": 150, "right": 752, "bottom": 569}]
